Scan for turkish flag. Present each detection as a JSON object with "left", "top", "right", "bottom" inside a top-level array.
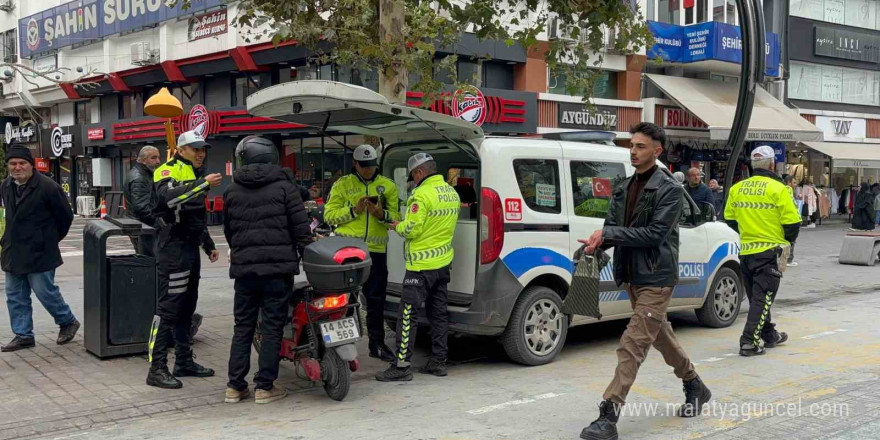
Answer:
[{"left": 592, "top": 178, "right": 612, "bottom": 198}]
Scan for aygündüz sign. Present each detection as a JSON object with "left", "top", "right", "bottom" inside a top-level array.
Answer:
[{"left": 557, "top": 103, "right": 618, "bottom": 130}]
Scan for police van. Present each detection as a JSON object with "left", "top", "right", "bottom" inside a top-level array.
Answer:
[{"left": 248, "top": 81, "right": 743, "bottom": 366}]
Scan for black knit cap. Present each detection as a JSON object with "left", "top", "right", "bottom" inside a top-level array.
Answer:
[{"left": 6, "top": 143, "right": 34, "bottom": 166}]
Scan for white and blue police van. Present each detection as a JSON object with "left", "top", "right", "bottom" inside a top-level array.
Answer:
[{"left": 248, "top": 81, "right": 744, "bottom": 366}]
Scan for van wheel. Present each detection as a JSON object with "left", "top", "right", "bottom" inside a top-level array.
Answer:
[
  {"left": 501, "top": 286, "right": 569, "bottom": 366},
  {"left": 696, "top": 267, "right": 742, "bottom": 328}
]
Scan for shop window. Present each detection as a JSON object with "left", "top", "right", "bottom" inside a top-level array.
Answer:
[
  {"left": 549, "top": 70, "right": 618, "bottom": 100},
  {"left": 657, "top": 0, "right": 680, "bottom": 24},
  {"left": 789, "top": 61, "right": 880, "bottom": 106},
  {"left": 483, "top": 62, "right": 515, "bottom": 90},
  {"left": 458, "top": 59, "right": 481, "bottom": 86},
  {"left": 336, "top": 65, "right": 379, "bottom": 91},
  {"left": 1, "top": 29, "right": 16, "bottom": 63},
  {"left": 173, "top": 84, "right": 198, "bottom": 109},
  {"left": 513, "top": 159, "right": 561, "bottom": 214},
  {"left": 233, "top": 72, "right": 271, "bottom": 107},
  {"left": 570, "top": 161, "right": 627, "bottom": 219},
  {"left": 119, "top": 93, "right": 136, "bottom": 119},
  {"left": 74, "top": 100, "right": 94, "bottom": 125}
]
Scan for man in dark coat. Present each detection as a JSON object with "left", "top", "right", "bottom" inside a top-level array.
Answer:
[
  {"left": 1, "top": 145, "right": 79, "bottom": 352},
  {"left": 222, "top": 136, "right": 313, "bottom": 405},
  {"left": 686, "top": 167, "right": 715, "bottom": 208},
  {"left": 124, "top": 145, "right": 161, "bottom": 256},
  {"left": 852, "top": 182, "right": 876, "bottom": 231}
]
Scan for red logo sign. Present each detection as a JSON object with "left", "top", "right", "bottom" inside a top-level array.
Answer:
[
  {"left": 87, "top": 128, "right": 104, "bottom": 140},
  {"left": 35, "top": 158, "right": 50, "bottom": 173},
  {"left": 592, "top": 178, "right": 612, "bottom": 198},
  {"left": 663, "top": 108, "right": 708, "bottom": 130},
  {"left": 504, "top": 198, "right": 523, "bottom": 221},
  {"left": 189, "top": 105, "right": 211, "bottom": 138},
  {"left": 452, "top": 89, "right": 487, "bottom": 126},
  {"left": 161, "top": 169, "right": 171, "bottom": 177}
]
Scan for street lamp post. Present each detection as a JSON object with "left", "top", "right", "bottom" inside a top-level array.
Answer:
[{"left": 144, "top": 88, "right": 184, "bottom": 161}]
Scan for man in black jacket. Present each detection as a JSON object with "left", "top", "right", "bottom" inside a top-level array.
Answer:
[
  {"left": 1, "top": 145, "right": 79, "bottom": 352},
  {"left": 223, "top": 136, "right": 312, "bottom": 405},
  {"left": 124, "top": 145, "right": 161, "bottom": 256},
  {"left": 579, "top": 123, "right": 710, "bottom": 440}
]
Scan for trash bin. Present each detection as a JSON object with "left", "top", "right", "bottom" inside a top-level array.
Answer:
[{"left": 83, "top": 216, "right": 158, "bottom": 358}]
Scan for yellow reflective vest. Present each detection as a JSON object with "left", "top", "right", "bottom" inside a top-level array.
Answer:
[
  {"left": 724, "top": 173, "right": 802, "bottom": 256},
  {"left": 324, "top": 173, "right": 400, "bottom": 253},
  {"left": 152, "top": 155, "right": 213, "bottom": 246},
  {"left": 397, "top": 174, "right": 460, "bottom": 271}
]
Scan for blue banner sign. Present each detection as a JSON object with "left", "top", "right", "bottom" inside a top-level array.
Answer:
[
  {"left": 648, "top": 21, "right": 781, "bottom": 77},
  {"left": 19, "top": 0, "right": 225, "bottom": 58}
]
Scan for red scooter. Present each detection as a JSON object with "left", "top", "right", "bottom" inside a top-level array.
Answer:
[{"left": 254, "top": 236, "right": 371, "bottom": 401}]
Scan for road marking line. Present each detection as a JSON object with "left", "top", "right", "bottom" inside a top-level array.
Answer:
[
  {"left": 466, "top": 392, "right": 565, "bottom": 415},
  {"left": 723, "top": 353, "right": 738, "bottom": 357},
  {"left": 801, "top": 329, "right": 848, "bottom": 340},
  {"left": 702, "top": 357, "right": 725, "bottom": 363}
]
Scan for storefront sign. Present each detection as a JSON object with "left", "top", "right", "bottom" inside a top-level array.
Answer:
[
  {"left": 814, "top": 115, "right": 867, "bottom": 141},
  {"left": 834, "top": 158, "right": 880, "bottom": 168},
  {"left": 189, "top": 105, "right": 211, "bottom": 138},
  {"left": 406, "top": 88, "right": 537, "bottom": 134},
  {"left": 4, "top": 122, "right": 37, "bottom": 143},
  {"left": 663, "top": 108, "right": 708, "bottom": 130},
  {"left": 558, "top": 103, "right": 618, "bottom": 130},
  {"left": 35, "top": 158, "right": 50, "bottom": 173},
  {"left": 648, "top": 21, "right": 781, "bottom": 77},
  {"left": 33, "top": 55, "right": 57, "bottom": 74},
  {"left": 452, "top": 89, "right": 488, "bottom": 126},
  {"left": 751, "top": 142, "right": 786, "bottom": 164},
  {"left": 188, "top": 9, "right": 227, "bottom": 42},
  {"left": 50, "top": 127, "right": 74, "bottom": 157},
  {"left": 87, "top": 127, "right": 105, "bottom": 140},
  {"left": 19, "top": 0, "right": 225, "bottom": 58},
  {"left": 814, "top": 25, "right": 880, "bottom": 63}
]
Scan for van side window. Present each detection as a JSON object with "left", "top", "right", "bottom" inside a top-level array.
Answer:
[
  {"left": 570, "top": 161, "right": 626, "bottom": 219},
  {"left": 513, "top": 159, "right": 561, "bottom": 214}
]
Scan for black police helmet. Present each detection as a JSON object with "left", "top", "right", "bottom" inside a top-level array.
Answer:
[{"left": 235, "top": 135, "right": 279, "bottom": 166}]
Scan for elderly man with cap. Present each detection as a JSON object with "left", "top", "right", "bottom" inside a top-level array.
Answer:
[
  {"left": 376, "top": 152, "right": 459, "bottom": 382},
  {"left": 1, "top": 144, "right": 78, "bottom": 352},
  {"left": 724, "top": 145, "right": 801, "bottom": 357},
  {"left": 324, "top": 144, "right": 400, "bottom": 362},
  {"left": 146, "top": 130, "right": 222, "bottom": 389}
]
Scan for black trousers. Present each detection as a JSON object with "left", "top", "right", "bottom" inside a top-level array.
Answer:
[
  {"left": 740, "top": 248, "right": 783, "bottom": 346},
  {"left": 228, "top": 278, "right": 292, "bottom": 391},
  {"left": 394, "top": 266, "right": 451, "bottom": 367},
  {"left": 363, "top": 252, "right": 389, "bottom": 350},
  {"left": 151, "top": 238, "right": 201, "bottom": 369}
]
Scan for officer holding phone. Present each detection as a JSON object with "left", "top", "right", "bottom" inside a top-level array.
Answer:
[{"left": 324, "top": 145, "right": 400, "bottom": 362}]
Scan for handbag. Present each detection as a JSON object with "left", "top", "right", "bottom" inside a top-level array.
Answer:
[{"left": 562, "top": 245, "right": 611, "bottom": 319}]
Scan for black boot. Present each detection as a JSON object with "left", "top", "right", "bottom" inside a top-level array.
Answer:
[
  {"left": 580, "top": 400, "right": 621, "bottom": 440},
  {"left": 1, "top": 336, "right": 35, "bottom": 352},
  {"left": 173, "top": 359, "right": 215, "bottom": 377},
  {"left": 739, "top": 341, "right": 766, "bottom": 357},
  {"left": 369, "top": 342, "right": 395, "bottom": 362},
  {"left": 678, "top": 376, "right": 712, "bottom": 418},
  {"left": 375, "top": 365, "right": 413, "bottom": 382},
  {"left": 763, "top": 331, "right": 788, "bottom": 348},
  {"left": 418, "top": 359, "right": 448, "bottom": 377},
  {"left": 147, "top": 367, "right": 183, "bottom": 389},
  {"left": 57, "top": 319, "right": 80, "bottom": 345}
]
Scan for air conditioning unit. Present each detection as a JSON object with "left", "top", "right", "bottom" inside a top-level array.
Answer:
[
  {"left": 131, "top": 42, "right": 158, "bottom": 66},
  {"left": 0, "top": 0, "right": 14, "bottom": 12}
]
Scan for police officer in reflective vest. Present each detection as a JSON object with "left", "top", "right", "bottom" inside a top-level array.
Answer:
[
  {"left": 724, "top": 146, "right": 801, "bottom": 357},
  {"left": 324, "top": 144, "right": 400, "bottom": 362},
  {"left": 146, "top": 130, "right": 222, "bottom": 389},
  {"left": 376, "top": 153, "right": 459, "bottom": 382}
]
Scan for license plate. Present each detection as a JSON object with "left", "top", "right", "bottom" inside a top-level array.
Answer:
[{"left": 319, "top": 317, "right": 360, "bottom": 345}]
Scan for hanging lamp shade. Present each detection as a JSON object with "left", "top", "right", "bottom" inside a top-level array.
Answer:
[{"left": 144, "top": 87, "right": 183, "bottom": 118}]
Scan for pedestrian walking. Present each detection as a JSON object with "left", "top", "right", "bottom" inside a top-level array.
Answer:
[
  {"left": 724, "top": 146, "right": 801, "bottom": 357},
  {"left": 873, "top": 183, "right": 880, "bottom": 226},
  {"left": 783, "top": 175, "right": 800, "bottom": 268},
  {"left": 1, "top": 145, "right": 79, "bottom": 352},
  {"left": 146, "top": 130, "right": 222, "bottom": 389},
  {"left": 579, "top": 123, "right": 710, "bottom": 440},
  {"left": 223, "top": 136, "right": 312, "bottom": 404},
  {"left": 324, "top": 144, "right": 400, "bottom": 362},
  {"left": 375, "top": 153, "right": 459, "bottom": 382},
  {"left": 124, "top": 145, "right": 161, "bottom": 256},
  {"left": 708, "top": 179, "right": 724, "bottom": 218},
  {"left": 851, "top": 183, "right": 876, "bottom": 231}
]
